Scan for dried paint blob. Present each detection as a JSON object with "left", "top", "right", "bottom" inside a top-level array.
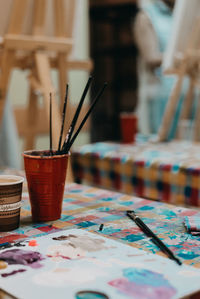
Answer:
[
  {"left": 0, "top": 260, "right": 8, "bottom": 269},
  {"left": 75, "top": 290, "right": 109, "bottom": 299},
  {"left": 28, "top": 240, "right": 38, "bottom": 247},
  {"left": 52, "top": 234, "right": 107, "bottom": 252},
  {"left": 0, "top": 249, "right": 44, "bottom": 268},
  {"left": 108, "top": 268, "right": 176, "bottom": 299},
  {"left": 33, "top": 267, "right": 106, "bottom": 287},
  {"left": 52, "top": 234, "right": 76, "bottom": 241}
]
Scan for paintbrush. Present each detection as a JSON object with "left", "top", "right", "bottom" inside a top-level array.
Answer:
[
  {"left": 126, "top": 210, "right": 182, "bottom": 266},
  {"left": 57, "top": 84, "right": 69, "bottom": 153},
  {"left": 61, "top": 76, "right": 93, "bottom": 152},
  {"left": 62, "top": 82, "right": 107, "bottom": 153},
  {"left": 49, "top": 93, "right": 53, "bottom": 156}
]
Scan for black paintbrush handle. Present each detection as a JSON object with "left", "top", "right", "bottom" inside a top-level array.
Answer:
[
  {"left": 58, "top": 84, "right": 69, "bottom": 152},
  {"left": 62, "top": 76, "right": 93, "bottom": 150},
  {"left": 63, "top": 82, "right": 107, "bottom": 153},
  {"left": 49, "top": 93, "right": 53, "bottom": 155},
  {"left": 126, "top": 210, "right": 182, "bottom": 266}
]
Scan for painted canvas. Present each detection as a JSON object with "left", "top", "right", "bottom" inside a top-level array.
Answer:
[{"left": 0, "top": 229, "right": 200, "bottom": 299}]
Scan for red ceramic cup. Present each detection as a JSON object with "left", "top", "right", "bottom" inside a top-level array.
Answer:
[
  {"left": 120, "top": 113, "right": 137, "bottom": 143},
  {"left": 23, "top": 150, "right": 69, "bottom": 222}
]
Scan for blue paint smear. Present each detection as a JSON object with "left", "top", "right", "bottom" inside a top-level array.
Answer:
[
  {"left": 101, "top": 197, "right": 113, "bottom": 201},
  {"left": 139, "top": 218, "right": 155, "bottom": 225},
  {"left": 100, "top": 227, "right": 121, "bottom": 235},
  {"left": 122, "top": 234, "right": 144, "bottom": 242},
  {"left": 14, "top": 228, "right": 27, "bottom": 234},
  {"left": 161, "top": 210, "right": 177, "bottom": 217},
  {"left": 101, "top": 215, "right": 122, "bottom": 221},
  {"left": 60, "top": 215, "right": 74, "bottom": 221},
  {"left": 120, "top": 201, "right": 134, "bottom": 206},
  {"left": 69, "top": 189, "right": 82, "bottom": 193},
  {"left": 97, "top": 207, "right": 110, "bottom": 212},
  {"left": 63, "top": 198, "right": 76, "bottom": 202},
  {"left": 178, "top": 250, "right": 199, "bottom": 260},
  {"left": 22, "top": 206, "right": 31, "bottom": 211},
  {"left": 84, "top": 193, "right": 96, "bottom": 197},
  {"left": 123, "top": 268, "right": 172, "bottom": 287},
  {"left": 138, "top": 206, "right": 154, "bottom": 211},
  {"left": 77, "top": 221, "right": 96, "bottom": 228}
]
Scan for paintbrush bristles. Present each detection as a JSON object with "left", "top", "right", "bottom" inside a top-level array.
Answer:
[{"left": 58, "top": 84, "right": 69, "bottom": 152}]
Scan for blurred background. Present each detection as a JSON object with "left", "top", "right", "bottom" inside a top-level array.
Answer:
[{"left": 1, "top": 0, "right": 200, "bottom": 169}]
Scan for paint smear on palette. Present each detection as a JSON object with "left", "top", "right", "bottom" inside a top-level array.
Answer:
[
  {"left": 48, "top": 234, "right": 108, "bottom": 260},
  {"left": 0, "top": 261, "right": 8, "bottom": 269},
  {"left": 0, "top": 249, "right": 44, "bottom": 269},
  {"left": 1, "top": 269, "right": 26, "bottom": 277},
  {"left": 47, "top": 243, "right": 86, "bottom": 260},
  {"left": 108, "top": 268, "right": 176, "bottom": 299},
  {"left": 52, "top": 234, "right": 107, "bottom": 252},
  {"left": 33, "top": 267, "right": 107, "bottom": 287}
]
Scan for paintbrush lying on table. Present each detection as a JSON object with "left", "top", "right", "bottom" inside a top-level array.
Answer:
[{"left": 126, "top": 210, "right": 182, "bottom": 266}]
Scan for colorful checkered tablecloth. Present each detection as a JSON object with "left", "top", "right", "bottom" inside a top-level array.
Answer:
[
  {"left": 71, "top": 140, "right": 200, "bottom": 207},
  {"left": 1, "top": 182, "right": 200, "bottom": 268}
]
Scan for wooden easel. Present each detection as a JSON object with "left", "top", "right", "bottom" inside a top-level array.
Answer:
[
  {"left": 157, "top": 17, "right": 200, "bottom": 142},
  {"left": 0, "top": 0, "right": 92, "bottom": 181}
]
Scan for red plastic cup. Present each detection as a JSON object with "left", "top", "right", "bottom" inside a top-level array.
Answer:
[
  {"left": 23, "top": 150, "right": 69, "bottom": 222},
  {"left": 120, "top": 113, "right": 137, "bottom": 143}
]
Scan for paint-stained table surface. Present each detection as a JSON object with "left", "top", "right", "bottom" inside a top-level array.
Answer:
[
  {"left": 71, "top": 139, "right": 200, "bottom": 207},
  {"left": 0, "top": 179, "right": 200, "bottom": 298}
]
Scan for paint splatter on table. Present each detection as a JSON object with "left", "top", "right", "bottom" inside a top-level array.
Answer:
[
  {"left": 0, "top": 182, "right": 200, "bottom": 268},
  {"left": 71, "top": 140, "right": 200, "bottom": 206}
]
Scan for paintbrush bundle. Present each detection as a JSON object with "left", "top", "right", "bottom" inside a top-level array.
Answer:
[{"left": 47, "top": 76, "right": 107, "bottom": 156}]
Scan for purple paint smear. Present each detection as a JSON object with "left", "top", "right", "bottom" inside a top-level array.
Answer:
[
  {"left": 0, "top": 249, "right": 44, "bottom": 268},
  {"left": 1, "top": 269, "right": 26, "bottom": 277},
  {"left": 108, "top": 268, "right": 176, "bottom": 299}
]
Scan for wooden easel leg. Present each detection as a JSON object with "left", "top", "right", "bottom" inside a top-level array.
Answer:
[
  {"left": 0, "top": 50, "right": 15, "bottom": 123},
  {"left": 24, "top": 87, "right": 38, "bottom": 150},
  {"left": 54, "top": 0, "right": 72, "bottom": 111},
  {"left": 58, "top": 52, "right": 69, "bottom": 111},
  {"left": 192, "top": 92, "right": 200, "bottom": 141},
  {"left": 177, "top": 77, "right": 195, "bottom": 139},
  {"left": 35, "top": 51, "right": 61, "bottom": 148},
  {"left": 179, "top": 77, "right": 195, "bottom": 120},
  {"left": 157, "top": 72, "right": 185, "bottom": 141}
]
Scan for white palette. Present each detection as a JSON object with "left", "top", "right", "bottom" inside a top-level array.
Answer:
[{"left": 0, "top": 229, "right": 199, "bottom": 299}]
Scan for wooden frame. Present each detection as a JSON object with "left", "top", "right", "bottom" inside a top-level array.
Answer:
[
  {"left": 0, "top": 0, "right": 93, "bottom": 184},
  {"left": 157, "top": 18, "right": 200, "bottom": 142}
]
